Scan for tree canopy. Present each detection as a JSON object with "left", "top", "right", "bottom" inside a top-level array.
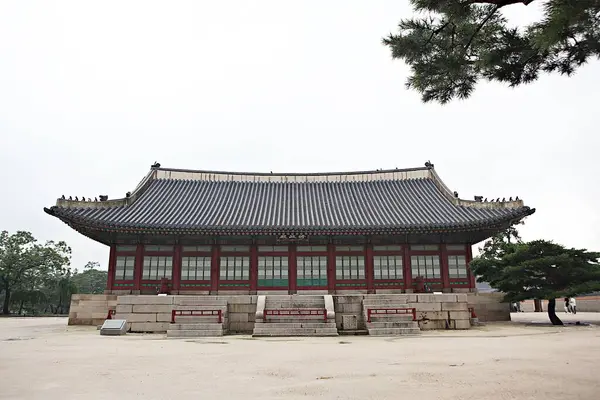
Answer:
[
  {"left": 0, "top": 231, "right": 71, "bottom": 314},
  {"left": 0, "top": 231, "right": 107, "bottom": 315},
  {"left": 471, "top": 235, "right": 600, "bottom": 324},
  {"left": 384, "top": 0, "right": 600, "bottom": 103}
]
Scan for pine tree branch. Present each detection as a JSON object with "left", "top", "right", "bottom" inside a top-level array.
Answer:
[
  {"left": 464, "top": 0, "right": 536, "bottom": 7},
  {"left": 464, "top": 5, "right": 500, "bottom": 51},
  {"left": 425, "top": 21, "right": 450, "bottom": 47}
]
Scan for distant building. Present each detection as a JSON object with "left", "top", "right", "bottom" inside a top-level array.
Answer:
[{"left": 44, "top": 163, "right": 534, "bottom": 295}]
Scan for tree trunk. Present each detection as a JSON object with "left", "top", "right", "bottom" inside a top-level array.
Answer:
[
  {"left": 2, "top": 287, "right": 10, "bottom": 315},
  {"left": 547, "top": 298, "right": 563, "bottom": 326},
  {"left": 18, "top": 300, "right": 24, "bottom": 315},
  {"left": 534, "top": 299, "right": 543, "bottom": 312}
]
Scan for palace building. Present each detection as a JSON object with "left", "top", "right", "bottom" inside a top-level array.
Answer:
[{"left": 44, "top": 163, "right": 534, "bottom": 295}]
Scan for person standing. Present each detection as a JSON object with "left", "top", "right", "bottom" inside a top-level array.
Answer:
[
  {"left": 569, "top": 297, "right": 577, "bottom": 314},
  {"left": 564, "top": 298, "right": 570, "bottom": 313}
]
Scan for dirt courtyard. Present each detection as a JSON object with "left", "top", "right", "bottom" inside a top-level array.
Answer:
[{"left": 1, "top": 314, "right": 600, "bottom": 400}]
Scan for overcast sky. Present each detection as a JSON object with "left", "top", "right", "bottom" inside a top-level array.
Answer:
[{"left": 1, "top": 1, "right": 598, "bottom": 271}]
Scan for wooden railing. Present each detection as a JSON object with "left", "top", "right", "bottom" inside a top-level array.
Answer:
[
  {"left": 171, "top": 309, "right": 223, "bottom": 324},
  {"left": 366, "top": 307, "right": 416, "bottom": 323},
  {"left": 263, "top": 308, "right": 327, "bottom": 322}
]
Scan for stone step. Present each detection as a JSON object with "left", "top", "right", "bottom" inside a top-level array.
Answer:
[
  {"left": 362, "top": 301, "right": 411, "bottom": 306},
  {"left": 363, "top": 295, "right": 410, "bottom": 299},
  {"left": 367, "top": 328, "right": 420, "bottom": 336},
  {"left": 367, "top": 321, "right": 419, "bottom": 329},
  {"left": 169, "top": 323, "right": 223, "bottom": 330},
  {"left": 167, "top": 329, "right": 223, "bottom": 338},
  {"left": 252, "top": 327, "right": 338, "bottom": 337},
  {"left": 267, "top": 295, "right": 324, "bottom": 300},
  {"left": 254, "top": 322, "right": 337, "bottom": 329}
]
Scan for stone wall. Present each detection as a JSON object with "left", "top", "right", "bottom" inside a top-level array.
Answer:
[
  {"left": 68, "top": 294, "right": 117, "bottom": 326},
  {"left": 111, "top": 295, "right": 256, "bottom": 334},
  {"left": 467, "top": 293, "right": 511, "bottom": 322},
  {"left": 225, "top": 296, "right": 257, "bottom": 333},
  {"left": 114, "top": 295, "right": 175, "bottom": 333},
  {"left": 68, "top": 293, "right": 511, "bottom": 333},
  {"left": 334, "top": 294, "right": 472, "bottom": 331}
]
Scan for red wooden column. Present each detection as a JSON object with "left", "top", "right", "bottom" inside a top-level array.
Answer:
[
  {"left": 289, "top": 244, "right": 297, "bottom": 294},
  {"left": 327, "top": 243, "right": 336, "bottom": 294},
  {"left": 250, "top": 244, "right": 258, "bottom": 294},
  {"left": 210, "top": 245, "right": 220, "bottom": 294},
  {"left": 171, "top": 245, "right": 182, "bottom": 293},
  {"left": 106, "top": 244, "right": 116, "bottom": 293},
  {"left": 440, "top": 245, "right": 451, "bottom": 292},
  {"left": 365, "top": 244, "right": 374, "bottom": 294},
  {"left": 403, "top": 246, "right": 412, "bottom": 291},
  {"left": 133, "top": 244, "right": 144, "bottom": 292},
  {"left": 466, "top": 245, "right": 476, "bottom": 291}
]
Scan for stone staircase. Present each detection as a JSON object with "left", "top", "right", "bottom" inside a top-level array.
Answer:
[
  {"left": 167, "top": 297, "right": 227, "bottom": 338},
  {"left": 362, "top": 295, "right": 420, "bottom": 336},
  {"left": 253, "top": 295, "right": 338, "bottom": 337}
]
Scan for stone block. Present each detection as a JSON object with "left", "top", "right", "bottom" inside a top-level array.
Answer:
[
  {"left": 449, "top": 311, "right": 470, "bottom": 320},
  {"left": 100, "top": 319, "right": 127, "bottom": 336},
  {"left": 229, "top": 313, "right": 249, "bottom": 322},
  {"left": 229, "top": 304, "right": 256, "bottom": 314},
  {"left": 415, "top": 311, "right": 446, "bottom": 320},
  {"left": 173, "top": 296, "right": 226, "bottom": 306},
  {"left": 419, "top": 319, "right": 446, "bottom": 330},
  {"left": 117, "top": 313, "right": 156, "bottom": 323},
  {"left": 405, "top": 294, "right": 417, "bottom": 303},
  {"left": 133, "top": 304, "right": 173, "bottom": 313},
  {"left": 130, "top": 322, "right": 170, "bottom": 333},
  {"left": 79, "top": 300, "right": 111, "bottom": 308},
  {"left": 91, "top": 312, "right": 111, "bottom": 319},
  {"left": 228, "top": 321, "right": 254, "bottom": 333},
  {"left": 416, "top": 294, "right": 435, "bottom": 303},
  {"left": 116, "top": 304, "right": 133, "bottom": 313},
  {"left": 455, "top": 294, "right": 467, "bottom": 303},
  {"left": 225, "top": 296, "right": 253, "bottom": 304},
  {"left": 442, "top": 302, "right": 468, "bottom": 311},
  {"left": 412, "top": 302, "right": 441, "bottom": 312},
  {"left": 120, "top": 295, "right": 174, "bottom": 305},
  {"left": 453, "top": 319, "right": 471, "bottom": 330},
  {"left": 342, "top": 315, "right": 358, "bottom": 330},
  {"left": 156, "top": 313, "right": 173, "bottom": 322},
  {"left": 339, "top": 303, "right": 362, "bottom": 313}
]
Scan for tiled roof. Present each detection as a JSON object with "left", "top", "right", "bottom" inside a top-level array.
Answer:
[{"left": 44, "top": 166, "right": 535, "bottom": 235}]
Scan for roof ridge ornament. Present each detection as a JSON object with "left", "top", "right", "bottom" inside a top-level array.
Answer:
[{"left": 424, "top": 160, "right": 434, "bottom": 169}]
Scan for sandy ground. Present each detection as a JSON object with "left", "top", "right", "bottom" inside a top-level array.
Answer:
[{"left": 1, "top": 313, "right": 600, "bottom": 400}]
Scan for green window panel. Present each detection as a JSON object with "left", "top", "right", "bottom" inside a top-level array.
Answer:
[
  {"left": 257, "top": 279, "right": 289, "bottom": 287},
  {"left": 297, "top": 278, "right": 328, "bottom": 287}
]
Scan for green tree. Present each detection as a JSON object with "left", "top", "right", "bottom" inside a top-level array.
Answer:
[
  {"left": 383, "top": 0, "right": 600, "bottom": 103},
  {"left": 471, "top": 239, "right": 600, "bottom": 325},
  {"left": 72, "top": 262, "right": 108, "bottom": 295},
  {"left": 0, "top": 231, "right": 71, "bottom": 315}
]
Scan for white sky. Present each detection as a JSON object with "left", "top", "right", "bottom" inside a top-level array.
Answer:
[{"left": 0, "top": 1, "right": 598, "bottom": 271}]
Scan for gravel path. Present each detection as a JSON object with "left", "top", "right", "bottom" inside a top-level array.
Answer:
[{"left": 1, "top": 315, "right": 599, "bottom": 400}]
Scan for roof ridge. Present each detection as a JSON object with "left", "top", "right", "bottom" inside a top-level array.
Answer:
[{"left": 152, "top": 166, "right": 430, "bottom": 177}]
